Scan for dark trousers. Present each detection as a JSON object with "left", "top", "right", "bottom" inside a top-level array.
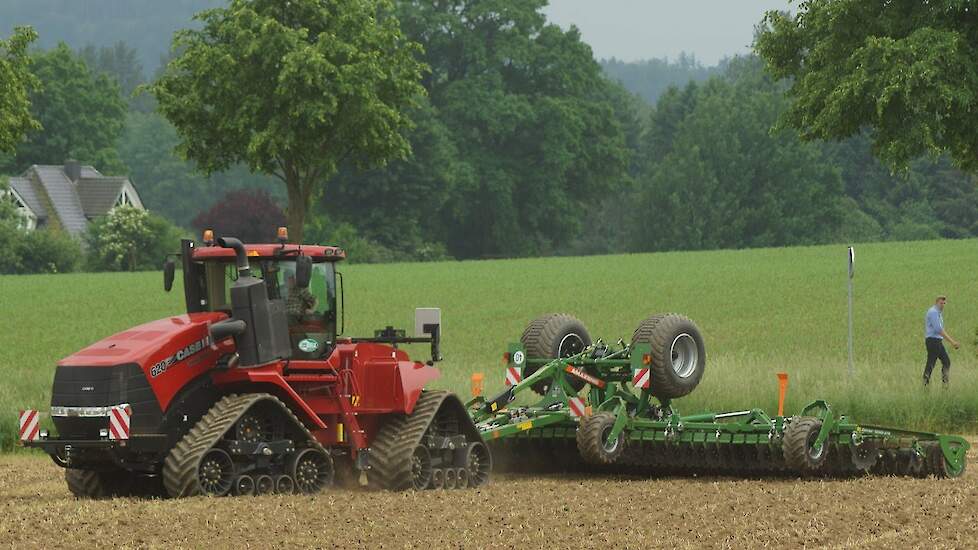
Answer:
[{"left": 923, "top": 337, "right": 950, "bottom": 384}]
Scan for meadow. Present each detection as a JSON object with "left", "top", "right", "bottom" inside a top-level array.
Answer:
[{"left": 1, "top": 238, "right": 977, "bottom": 450}]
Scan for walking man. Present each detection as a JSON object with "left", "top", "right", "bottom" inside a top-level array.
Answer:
[{"left": 923, "top": 295, "right": 959, "bottom": 386}]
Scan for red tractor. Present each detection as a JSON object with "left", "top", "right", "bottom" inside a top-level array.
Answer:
[{"left": 19, "top": 231, "right": 490, "bottom": 497}]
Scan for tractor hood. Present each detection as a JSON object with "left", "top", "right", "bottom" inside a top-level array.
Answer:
[{"left": 59, "top": 312, "right": 230, "bottom": 369}]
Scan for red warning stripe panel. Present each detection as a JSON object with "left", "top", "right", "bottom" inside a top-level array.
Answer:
[
  {"left": 18, "top": 409, "right": 40, "bottom": 442},
  {"left": 568, "top": 397, "right": 587, "bottom": 418},
  {"left": 504, "top": 367, "right": 522, "bottom": 386},
  {"left": 632, "top": 367, "right": 650, "bottom": 389},
  {"left": 108, "top": 405, "right": 132, "bottom": 440}
]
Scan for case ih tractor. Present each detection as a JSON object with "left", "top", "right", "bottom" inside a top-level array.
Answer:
[{"left": 19, "top": 230, "right": 490, "bottom": 498}]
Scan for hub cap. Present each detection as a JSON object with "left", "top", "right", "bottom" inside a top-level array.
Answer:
[{"left": 670, "top": 333, "right": 698, "bottom": 378}]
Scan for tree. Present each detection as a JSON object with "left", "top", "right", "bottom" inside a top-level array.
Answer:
[
  {"left": 9, "top": 44, "right": 127, "bottom": 173},
  {"left": 86, "top": 206, "right": 183, "bottom": 271},
  {"left": 79, "top": 41, "right": 152, "bottom": 111},
  {"left": 0, "top": 26, "right": 40, "bottom": 153},
  {"left": 756, "top": 2, "right": 978, "bottom": 172},
  {"left": 151, "top": 0, "right": 427, "bottom": 243},
  {"left": 192, "top": 189, "right": 286, "bottom": 244}
]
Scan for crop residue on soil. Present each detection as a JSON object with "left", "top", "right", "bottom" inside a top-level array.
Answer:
[{"left": 2, "top": 453, "right": 977, "bottom": 549}]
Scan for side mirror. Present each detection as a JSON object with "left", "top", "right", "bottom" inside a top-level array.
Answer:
[
  {"left": 295, "top": 255, "right": 312, "bottom": 289},
  {"left": 163, "top": 258, "right": 176, "bottom": 292}
]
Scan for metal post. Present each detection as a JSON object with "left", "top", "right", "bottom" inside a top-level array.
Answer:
[{"left": 847, "top": 247, "right": 855, "bottom": 377}]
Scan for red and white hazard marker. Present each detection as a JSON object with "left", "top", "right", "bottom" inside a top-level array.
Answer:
[
  {"left": 108, "top": 405, "right": 132, "bottom": 440},
  {"left": 568, "top": 396, "right": 587, "bottom": 418},
  {"left": 632, "top": 367, "right": 650, "bottom": 389},
  {"left": 18, "top": 409, "right": 40, "bottom": 442},
  {"left": 504, "top": 366, "right": 522, "bottom": 386}
]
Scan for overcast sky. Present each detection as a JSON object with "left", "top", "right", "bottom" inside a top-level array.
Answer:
[{"left": 541, "top": 0, "right": 793, "bottom": 66}]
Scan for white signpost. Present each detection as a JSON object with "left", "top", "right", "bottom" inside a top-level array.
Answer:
[{"left": 847, "top": 246, "right": 855, "bottom": 378}]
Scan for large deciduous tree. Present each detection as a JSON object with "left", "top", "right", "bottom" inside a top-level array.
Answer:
[
  {"left": 0, "top": 26, "right": 40, "bottom": 154},
  {"left": 755, "top": 2, "right": 978, "bottom": 172},
  {"left": 151, "top": 0, "right": 426, "bottom": 243},
  {"left": 9, "top": 43, "right": 127, "bottom": 173}
]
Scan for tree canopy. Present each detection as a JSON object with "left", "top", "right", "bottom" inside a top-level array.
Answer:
[
  {"left": 756, "top": 1, "right": 978, "bottom": 172},
  {"left": 151, "top": 0, "right": 427, "bottom": 242},
  {"left": 0, "top": 26, "right": 40, "bottom": 153}
]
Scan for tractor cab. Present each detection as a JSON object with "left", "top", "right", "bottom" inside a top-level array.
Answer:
[{"left": 165, "top": 228, "right": 346, "bottom": 360}]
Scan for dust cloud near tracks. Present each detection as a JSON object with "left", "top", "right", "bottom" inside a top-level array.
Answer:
[{"left": 2, "top": 453, "right": 977, "bottom": 549}]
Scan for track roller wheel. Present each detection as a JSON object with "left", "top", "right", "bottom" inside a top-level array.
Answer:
[
  {"left": 275, "top": 475, "right": 295, "bottom": 494},
  {"left": 850, "top": 440, "right": 880, "bottom": 472},
  {"left": 632, "top": 314, "right": 706, "bottom": 399},
  {"left": 927, "top": 443, "right": 966, "bottom": 478},
  {"left": 431, "top": 468, "right": 445, "bottom": 489},
  {"left": 577, "top": 412, "right": 625, "bottom": 465},
  {"left": 520, "top": 314, "right": 592, "bottom": 395},
  {"left": 783, "top": 417, "right": 828, "bottom": 475},
  {"left": 444, "top": 468, "right": 457, "bottom": 489},
  {"left": 410, "top": 445, "right": 433, "bottom": 490},
  {"left": 463, "top": 442, "right": 492, "bottom": 488},
  {"left": 289, "top": 448, "right": 334, "bottom": 494},
  {"left": 197, "top": 449, "right": 235, "bottom": 496},
  {"left": 255, "top": 475, "right": 275, "bottom": 495},
  {"left": 233, "top": 475, "right": 255, "bottom": 496},
  {"left": 456, "top": 468, "right": 469, "bottom": 489}
]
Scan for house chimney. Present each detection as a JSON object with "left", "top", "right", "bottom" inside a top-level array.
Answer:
[{"left": 64, "top": 159, "right": 81, "bottom": 182}]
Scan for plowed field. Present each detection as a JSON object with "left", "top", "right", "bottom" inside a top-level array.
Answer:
[{"left": 2, "top": 452, "right": 977, "bottom": 549}]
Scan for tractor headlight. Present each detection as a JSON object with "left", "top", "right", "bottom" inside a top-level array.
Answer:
[
  {"left": 99, "top": 428, "right": 109, "bottom": 438},
  {"left": 39, "top": 429, "right": 48, "bottom": 439}
]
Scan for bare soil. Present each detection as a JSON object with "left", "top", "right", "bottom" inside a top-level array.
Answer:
[{"left": 2, "top": 451, "right": 977, "bottom": 550}]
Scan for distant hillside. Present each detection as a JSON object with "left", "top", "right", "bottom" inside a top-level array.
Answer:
[{"left": 0, "top": 0, "right": 222, "bottom": 71}]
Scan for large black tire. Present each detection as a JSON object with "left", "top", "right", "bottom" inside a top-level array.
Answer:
[
  {"left": 783, "top": 417, "right": 829, "bottom": 475},
  {"left": 576, "top": 412, "right": 625, "bottom": 465},
  {"left": 521, "top": 314, "right": 592, "bottom": 395},
  {"left": 65, "top": 469, "right": 134, "bottom": 499},
  {"left": 631, "top": 314, "right": 706, "bottom": 399}
]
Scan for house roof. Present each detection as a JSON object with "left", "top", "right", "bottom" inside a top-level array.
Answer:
[
  {"left": 77, "top": 177, "right": 129, "bottom": 218},
  {"left": 7, "top": 176, "right": 46, "bottom": 221},
  {"left": 31, "top": 165, "right": 89, "bottom": 236}
]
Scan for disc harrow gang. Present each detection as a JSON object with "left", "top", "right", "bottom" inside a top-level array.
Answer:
[{"left": 469, "top": 313, "right": 969, "bottom": 480}]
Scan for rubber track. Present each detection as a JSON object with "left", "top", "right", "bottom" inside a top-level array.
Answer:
[
  {"left": 163, "top": 393, "right": 327, "bottom": 498},
  {"left": 368, "top": 390, "right": 452, "bottom": 491},
  {"left": 65, "top": 469, "right": 114, "bottom": 499}
]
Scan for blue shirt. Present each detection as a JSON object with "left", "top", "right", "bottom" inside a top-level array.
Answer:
[{"left": 925, "top": 306, "right": 944, "bottom": 339}]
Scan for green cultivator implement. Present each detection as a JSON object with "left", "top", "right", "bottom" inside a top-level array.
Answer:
[{"left": 468, "top": 313, "right": 969, "bottom": 479}]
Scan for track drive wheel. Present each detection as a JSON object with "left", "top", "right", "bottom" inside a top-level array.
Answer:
[
  {"left": 521, "top": 314, "right": 592, "bottom": 395},
  {"left": 631, "top": 314, "right": 706, "bottom": 399},
  {"left": 288, "top": 448, "right": 334, "bottom": 494},
  {"left": 197, "top": 448, "right": 235, "bottom": 496},
  {"left": 577, "top": 412, "right": 625, "bottom": 465},
  {"left": 463, "top": 442, "right": 492, "bottom": 488},
  {"left": 411, "top": 445, "right": 433, "bottom": 490},
  {"left": 783, "top": 417, "right": 829, "bottom": 475}
]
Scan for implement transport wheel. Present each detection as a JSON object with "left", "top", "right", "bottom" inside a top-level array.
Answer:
[
  {"left": 411, "top": 445, "right": 433, "bottom": 490},
  {"left": 632, "top": 314, "right": 706, "bottom": 399},
  {"left": 783, "top": 417, "right": 828, "bottom": 475},
  {"left": 198, "top": 449, "right": 235, "bottom": 496},
  {"left": 463, "top": 442, "right": 492, "bottom": 488},
  {"left": 577, "top": 412, "right": 625, "bottom": 465},
  {"left": 288, "top": 448, "right": 334, "bottom": 494},
  {"left": 521, "top": 313, "right": 592, "bottom": 395},
  {"left": 928, "top": 443, "right": 967, "bottom": 479}
]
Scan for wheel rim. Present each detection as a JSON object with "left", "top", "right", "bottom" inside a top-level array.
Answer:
[
  {"left": 275, "top": 475, "right": 295, "bottom": 494},
  {"left": 806, "top": 430, "right": 825, "bottom": 461},
  {"left": 670, "top": 333, "right": 698, "bottom": 378},
  {"left": 256, "top": 475, "right": 274, "bottom": 494},
  {"left": 198, "top": 449, "right": 234, "bottom": 496},
  {"left": 236, "top": 414, "right": 267, "bottom": 443},
  {"left": 291, "top": 448, "right": 332, "bottom": 494},
  {"left": 234, "top": 475, "right": 255, "bottom": 496},
  {"left": 465, "top": 443, "right": 491, "bottom": 487},
  {"left": 559, "top": 333, "right": 586, "bottom": 358},
  {"left": 600, "top": 425, "right": 620, "bottom": 453},
  {"left": 411, "top": 446, "right": 433, "bottom": 490}
]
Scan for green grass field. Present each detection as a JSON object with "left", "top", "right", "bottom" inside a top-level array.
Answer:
[{"left": 2, "top": 238, "right": 977, "bottom": 450}]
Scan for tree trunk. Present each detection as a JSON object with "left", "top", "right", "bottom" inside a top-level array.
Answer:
[{"left": 285, "top": 175, "right": 306, "bottom": 244}]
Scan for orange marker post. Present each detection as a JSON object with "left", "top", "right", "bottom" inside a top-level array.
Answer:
[
  {"left": 776, "top": 372, "right": 789, "bottom": 417},
  {"left": 471, "top": 373, "right": 485, "bottom": 398}
]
